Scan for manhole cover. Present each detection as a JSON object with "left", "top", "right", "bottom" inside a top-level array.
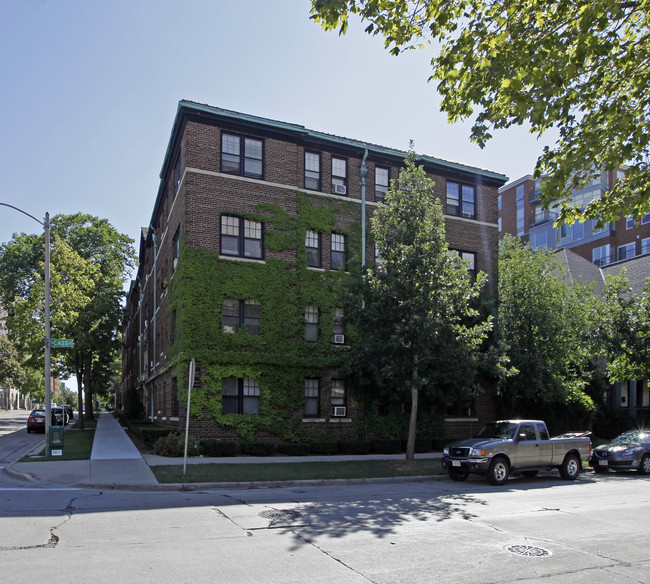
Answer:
[
  {"left": 259, "top": 509, "right": 304, "bottom": 521},
  {"left": 506, "top": 545, "right": 551, "bottom": 557}
]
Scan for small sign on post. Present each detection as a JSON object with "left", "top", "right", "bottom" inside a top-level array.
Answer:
[{"left": 51, "top": 339, "right": 74, "bottom": 348}]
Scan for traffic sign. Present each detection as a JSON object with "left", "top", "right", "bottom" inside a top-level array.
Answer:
[{"left": 51, "top": 338, "right": 74, "bottom": 348}]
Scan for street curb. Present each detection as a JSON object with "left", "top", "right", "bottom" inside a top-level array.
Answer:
[
  {"left": 4, "top": 464, "right": 40, "bottom": 483},
  {"left": 73, "top": 474, "right": 447, "bottom": 491}
]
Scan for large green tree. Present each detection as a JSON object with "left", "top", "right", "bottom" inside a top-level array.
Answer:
[
  {"left": 598, "top": 271, "right": 650, "bottom": 386},
  {"left": 497, "top": 236, "right": 597, "bottom": 426},
  {"left": 0, "top": 214, "right": 135, "bottom": 426},
  {"left": 343, "top": 153, "right": 492, "bottom": 462},
  {"left": 311, "top": 0, "right": 650, "bottom": 226}
]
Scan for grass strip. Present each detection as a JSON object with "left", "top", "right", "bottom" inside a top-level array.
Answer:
[
  {"left": 21, "top": 428, "right": 96, "bottom": 462},
  {"left": 152, "top": 459, "right": 445, "bottom": 484}
]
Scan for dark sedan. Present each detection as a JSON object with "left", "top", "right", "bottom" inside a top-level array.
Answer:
[
  {"left": 26, "top": 408, "right": 65, "bottom": 432},
  {"left": 590, "top": 430, "right": 650, "bottom": 474}
]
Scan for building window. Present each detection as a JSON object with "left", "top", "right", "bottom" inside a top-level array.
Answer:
[
  {"left": 304, "top": 379, "right": 320, "bottom": 417},
  {"left": 516, "top": 185, "right": 525, "bottom": 236},
  {"left": 620, "top": 381, "right": 629, "bottom": 407},
  {"left": 332, "top": 157, "right": 347, "bottom": 195},
  {"left": 223, "top": 299, "right": 261, "bottom": 335},
  {"left": 375, "top": 241, "right": 385, "bottom": 269},
  {"left": 498, "top": 217, "right": 502, "bottom": 232},
  {"left": 304, "top": 306, "right": 319, "bottom": 342},
  {"left": 531, "top": 231, "right": 548, "bottom": 249},
  {"left": 449, "top": 249, "right": 476, "bottom": 273},
  {"left": 618, "top": 242, "right": 636, "bottom": 261},
  {"left": 171, "top": 226, "right": 180, "bottom": 271},
  {"left": 446, "top": 182, "right": 476, "bottom": 219},
  {"left": 331, "top": 233, "right": 346, "bottom": 270},
  {"left": 643, "top": 213, "right": 650, "bottom": 225},
  {"left": 626, "top": 216, "right": 636, "bottom": 230},
  {"left": 305, "top": 152, "right": 321, "bottom": 191},
  {"left": 331, "top": 379, "right": 346, "bottom": 416},
  {"left": 642, "top": 237, "right": 650, "bottom": 255},
  {"left": 375, "top": 166, "right": 389, "bottom": 202},
  {"left": 222, "top": 377, "right": 260, "bottom": 415},
  {"left": 332, "top": 308, "right": 345, "bottom": 344},
  {"left": 498, "top": 195, "right": 502, "bottom": 210},
  {"left": 221, "top": 216, "right": 263, "bottom": 259},
  {"left": 305, "top": 230, "right": 321, "bottom": 268},
  {"left": 592, "top": 244, "right": 611, "bottom": 266},
  {"left": 221, "top": 133, "right": 263, "bottom": 178}
]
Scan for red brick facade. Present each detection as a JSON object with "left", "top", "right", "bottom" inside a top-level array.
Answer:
[{"left": 121, "top": 101, "right": 507, "bottom": 444}]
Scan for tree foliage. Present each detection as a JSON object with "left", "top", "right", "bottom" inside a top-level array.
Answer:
[
  {"left": 0, "top": 333, "right": 25, "bottom": 390},
  {"left": 0, "top": 214, "right": 135, "bottom": 421},
  {"left": 497, "top": 236, "right": 597, "bottom": 419},
  {"left": 342, "top": 152, "right": 492, "bottom": 461},
  {"left": 598, "top": 272, "right": 650, "bottom": 384},
  {"left": 311, "top": 0, "right": 650, "bottom": 226}
]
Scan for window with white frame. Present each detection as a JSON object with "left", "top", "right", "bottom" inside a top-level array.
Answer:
[
  {"left": 220, "top": 216, "right": 263, "bottom": 259},
  {"left": 331, "top": 233, "right": 346, "bottom": 270},
  {"left": 617, "top": 242, "right": 636, "bottom": 261},
  {"left": 332, "top": 309, "right": 345, "bottom": 344},
  {"left": 221, "top": 133, "right": 263, "bottom": 178},
  {"left": 331, "top": 157, "right": 347, "bottom": 194},
  {"left": 304, "top": 306, "right": 319, "bottom": 342},
  {"left": 222, "top": 377, "right": 260, "bottom": 415},
  {"left": 642, "top": 237, "right": 650, "bottom": 255},
  {"left": 626, "top": 216, "right": 636, "bottom": 230},
  {"left": 592, "top": 244, "right": 611, "bottom": 266},
  {"left": 222, "top": 299, "right": 261, "bottom": 335},
  {"left": 375, "top": 166, "right": 389, "bottom": 202},
  {"left": 305, "top": 230, "right": 321, "bottom": 268},
  {"left": 305, "top": 152, "right": 321, "bottom": 191},
  {"left": 331, "top": 379, "right": 346, "bottom": 415},
  {"left": 304, "top": 379, "right": 320, "bottom": 417}
]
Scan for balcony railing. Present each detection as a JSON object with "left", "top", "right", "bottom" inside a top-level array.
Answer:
[{"left": 530, "top": 210, "right": 558, "bottom": 227}]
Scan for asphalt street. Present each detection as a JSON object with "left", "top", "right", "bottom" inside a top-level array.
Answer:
[
  {"left": 1, "top": 468, "right": 649, "bottom": 583},
  {"left": 0, "top": 410, "right": 43, "bottom": 465}
]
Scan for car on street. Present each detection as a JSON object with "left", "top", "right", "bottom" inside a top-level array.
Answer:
[
  {"left": 441, "top": 420, "right": 592, "bottom": 485},
  {"left": 62, "top": 404, "right": 74, "bottom": 421},
  {"left": 590, "top": 430, "right": 650, "bottom": 474},
  {"left": 26, "top": 408, "right": 65, "bottom": 432}
]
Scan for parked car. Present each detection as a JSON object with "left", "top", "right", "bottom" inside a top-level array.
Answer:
[
  {"left": 62, "top": 404, "right": 74, "bottom": 422},
  {"left": 441, "top": 420, "right": 592, "bottom": 485},
  {"left": 27, "top": 407, "right": 65, "bottom": 432},
  {"left": 590, "top": 430, "right": 650, "bottom": 474},
  {"left": 26, "top": 409, "right": 46, "bottom": 433},
  {"left": 52, "top": 407, "right": 68, "bottom": 425}
]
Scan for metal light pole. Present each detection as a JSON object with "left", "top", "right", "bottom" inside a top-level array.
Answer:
[{"left": 0, "top": 204, "right": 51, "bottom": 454}]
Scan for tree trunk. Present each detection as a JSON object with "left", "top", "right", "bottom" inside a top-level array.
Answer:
[
  {"left": 405, "top": 385, "right": 419, "bottom": 465},
  {"left": 83, "top": 359, "right": 94, "bottom": 421},
  {"left": 75, "top": 369, "right": 84, "bottom": 431}
]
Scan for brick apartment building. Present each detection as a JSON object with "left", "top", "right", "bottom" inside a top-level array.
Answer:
[
  {"left": 499, "top": 171, "right": 650, "bottom": 265},
  {"left": 120, "top": 100, "right": 507, "bottom": 445}
]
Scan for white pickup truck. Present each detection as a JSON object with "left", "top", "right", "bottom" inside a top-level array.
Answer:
[{"left": 441, "top": 420, "right": 592, "bottom": 485}]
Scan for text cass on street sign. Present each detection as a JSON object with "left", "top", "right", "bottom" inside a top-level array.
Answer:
[{"left": 51, "top": 339, "right": 74, "bottom": 348}]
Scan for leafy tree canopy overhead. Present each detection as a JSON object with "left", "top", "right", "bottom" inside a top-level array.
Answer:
[{"left": 311, "top": 0, "right": 650, "bottom": 227}]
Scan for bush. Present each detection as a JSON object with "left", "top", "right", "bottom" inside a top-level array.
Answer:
[
  {"left": 309, "top": 441, "right": 339, "bottom": 455},
  {"left": 414, "top": 438, "right": 433, "bottom": 453},
  {"left": 371, "top": 439, "right": 403, "bottom": 454},
  {"left": 201, "top": 439, "right": 238, "bottom": 457},
  {"left": 131, "top": 424, "right": 176, "bottom": 447},
  {"left": 240, "top": 442, "right": 275, "bottom": 456},
  {"left": 153, "top": 433, "right": 201, "bottom": 457},
  {"left": 338, "top": 440, "right": 371, "bottom": 454},
  {"left": 277, "top": 443, "right": 310, "bottom": 456},
  {"left": 123, "top": 385, "right": 145, "bottom": 421}
]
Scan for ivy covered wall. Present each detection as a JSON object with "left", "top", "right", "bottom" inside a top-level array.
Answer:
[{"left": 166, "top": 191, "right": 365, "bottom": 442}]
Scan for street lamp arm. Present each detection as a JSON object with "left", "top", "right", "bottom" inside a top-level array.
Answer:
[{"left": 0, "top": 203, "right": 44, "bottom": 226}]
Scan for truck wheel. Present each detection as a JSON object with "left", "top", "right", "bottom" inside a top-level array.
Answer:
[
  {"left": 487, "top": 457, "right": 510, "bottom": 486},
  {"left": 448, "top": 468, "right": 469, "bottom": 481},
  {"left": 560, "top": 454, "right": 581, "bottom": 480},
  {"left": 638, "top": 455, "right": 650, "bottom": 475}
]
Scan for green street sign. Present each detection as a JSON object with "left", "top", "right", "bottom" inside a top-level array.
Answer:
[{"left": 51, "top": 338, "right": 74, "bottom": 348}]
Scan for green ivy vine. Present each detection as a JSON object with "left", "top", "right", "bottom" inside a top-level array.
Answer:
[{"left": 166, "top": 190, "right": 365, "bottom": 442}]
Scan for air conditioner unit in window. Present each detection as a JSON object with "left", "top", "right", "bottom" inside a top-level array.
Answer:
[
  {"left": 333, "top": 184, "right": 347, "bottom": 195},
  {"left": 332, "top": 406, "right": 347, "bottom": 417},
  {"left": 333, "top": 334, "right": 345, "bottom": 345}
]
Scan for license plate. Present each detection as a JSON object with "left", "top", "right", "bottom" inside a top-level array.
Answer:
[
  {"left": 452, "top": 460, "right": 461, "bottom": 467},
  {"left": 598, "top": 460, "right": 608, "bottom": 466}
]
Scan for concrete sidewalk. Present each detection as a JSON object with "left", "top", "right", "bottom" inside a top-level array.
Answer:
[
  {"left": 7, "top": 413, "right": 158, "bottom": 488},
  {"left": 5, "top": 412, "right": 442, "bottom": 490}
]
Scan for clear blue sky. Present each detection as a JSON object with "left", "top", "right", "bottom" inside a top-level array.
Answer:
[{"left": 0, "top": 0, "right": 553, "bottom": 258}]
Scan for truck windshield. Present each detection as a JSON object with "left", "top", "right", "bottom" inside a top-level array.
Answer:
[{"left": 474, "top": 422, "right": 518, "bottom": 440}]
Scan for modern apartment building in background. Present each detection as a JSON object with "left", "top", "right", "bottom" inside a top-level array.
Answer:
[
  {"left": 499, "top": 169, "right": 650, "bottom": 266},
  {"left": 120, "top": 100, "right": 507, "bottom": 445}
]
